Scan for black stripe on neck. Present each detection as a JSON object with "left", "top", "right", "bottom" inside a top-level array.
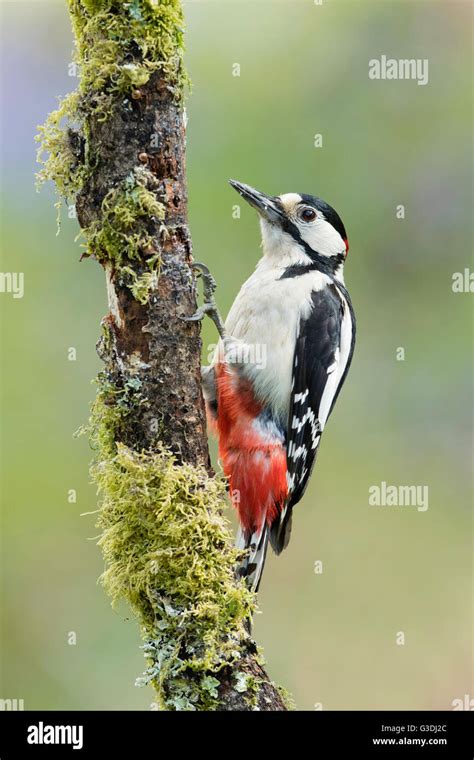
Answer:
[
  {"left": 280, "top": 253, "right": 345, "bottom": 280},
  {"left": 276, "top": 215, "right": 345, "bottom": 277}
]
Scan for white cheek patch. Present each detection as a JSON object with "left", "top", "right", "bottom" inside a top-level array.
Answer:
[
  {"left": 299, "top": 218, "right": 345, "bottom": 257},
  {"left": 260, "top": 218, "right": 313, "bottom": 266}
]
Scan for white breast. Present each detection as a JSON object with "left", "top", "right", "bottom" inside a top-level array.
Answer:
[{"left": 219, "top": 263, "right": 332, "bottom": 421}]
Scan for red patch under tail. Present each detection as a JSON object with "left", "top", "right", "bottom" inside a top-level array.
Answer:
[{"left": 215, "top": 362, "right": 288, "bottom": 536}]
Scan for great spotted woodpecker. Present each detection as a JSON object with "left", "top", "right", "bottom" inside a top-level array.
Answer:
[{"left": 188, "top": 181, "right": 356, "bottom": 591}]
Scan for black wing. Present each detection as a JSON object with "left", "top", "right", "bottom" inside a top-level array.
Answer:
[
  {"left": 270, "top": 283, "right": 355, "bottom": 555},
  {"left": 286, "top": 283, "right": 355, "bottom": 509}
]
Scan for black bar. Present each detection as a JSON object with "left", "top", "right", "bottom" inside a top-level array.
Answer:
[{"left": 0, "top": 710, "right": 472, "bottom": 757}]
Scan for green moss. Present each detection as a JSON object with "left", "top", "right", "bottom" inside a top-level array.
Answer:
[
  {"left": 277, "top": 685, "right": 297, "bottom": 711},
  {"left": 35, "top": 92, "right": 85, "bottom": 200},
  {"left": 231, "top": 672, "right": 294, "bottom": 711},
  {"left": 119, "top": 265, "right": 160, "bottom": 304},
  {"left": 69, "top": 0, "right": 188, "bottom": 97},
  {"left": 87, "top": 371, "right": 144, "bottom": 457},
  {"left": 36, "top": 0, "right": 187, "bottom": 253},
  {"left": 85, "top": 167, "right": 165, "bottom": 267},
  {"left": 87, "top": 376, "right": 255, "bottom": 710}
]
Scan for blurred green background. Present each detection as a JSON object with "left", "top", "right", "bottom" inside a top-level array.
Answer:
[{"left": 0, "top": 0, "right": 472, "bottom": 710}]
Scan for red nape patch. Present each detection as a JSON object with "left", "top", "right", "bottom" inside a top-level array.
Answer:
[
  {"left": 215, "top": 362, "right": 288, "bottom": 534},
  {"left": 344, "top": 238, "right": 349, "bottom": 255}
]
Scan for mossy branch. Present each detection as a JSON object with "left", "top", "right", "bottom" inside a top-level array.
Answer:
[{"left": 38, "top": 0, "right": 290, "bottom": 711}]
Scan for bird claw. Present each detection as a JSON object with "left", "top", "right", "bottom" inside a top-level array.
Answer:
[
  {"left": 190, "top": 262, "right": 217, "bottom": 301},
  {"left": 182, "top": 262, "right": 226, "bottom": 339},
  {"left": 183, "top": 302, "right": 213, "bottom": 322}
]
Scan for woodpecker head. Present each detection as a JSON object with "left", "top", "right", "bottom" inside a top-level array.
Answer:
[{"left": 229, "top": 180, "right": 349, "bottom": 276}]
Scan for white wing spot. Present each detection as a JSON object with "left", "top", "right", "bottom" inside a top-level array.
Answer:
[
  {"left": 294, "top": 389, "right": 309, "bottom": 403},
  {"left": 292, "top": 407, "right": 320, "bottom": 446},
  {"left": 291, "top": 443, "right": 308, "bottom": 462}
]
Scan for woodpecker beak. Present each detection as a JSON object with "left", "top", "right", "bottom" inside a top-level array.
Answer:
[{"left": 229, "top": 180, "right": 283, "bottom": 225}]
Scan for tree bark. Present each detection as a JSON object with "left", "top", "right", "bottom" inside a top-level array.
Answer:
[
  {"left": 39, "top": 0, "right": 288, "bottom": 712},
  {"left": 88, "top": 74, "right": 286, "bottom": 710},
  {"left": 76, "top": 72, "right": 210, "bottom": 466}
]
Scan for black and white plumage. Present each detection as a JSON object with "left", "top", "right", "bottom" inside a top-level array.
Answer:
[
  {"left": 274, "top": 281, "right": 356, "bottom": 555},
  {"left": 200, "top": 182, "right": 356, "bottom": 590},
  {"left": 287, "top": 282, "right": 355, "bottom": 506}
]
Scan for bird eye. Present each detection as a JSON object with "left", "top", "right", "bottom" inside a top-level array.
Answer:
[{"left": 299, "top": 207, "right": 317, "bottom": 222}]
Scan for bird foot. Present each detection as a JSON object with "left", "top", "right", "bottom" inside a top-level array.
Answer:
[{"left": 183, "top": 262, "right": 226, "bottom": 339}]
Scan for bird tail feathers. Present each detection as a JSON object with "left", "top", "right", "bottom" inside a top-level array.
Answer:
[
  {"left": 269, "top": 508, "right": 293, "bottom": 555},
  {"left": 235, "top": 523, "right": 269, "bottom": 593}
]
